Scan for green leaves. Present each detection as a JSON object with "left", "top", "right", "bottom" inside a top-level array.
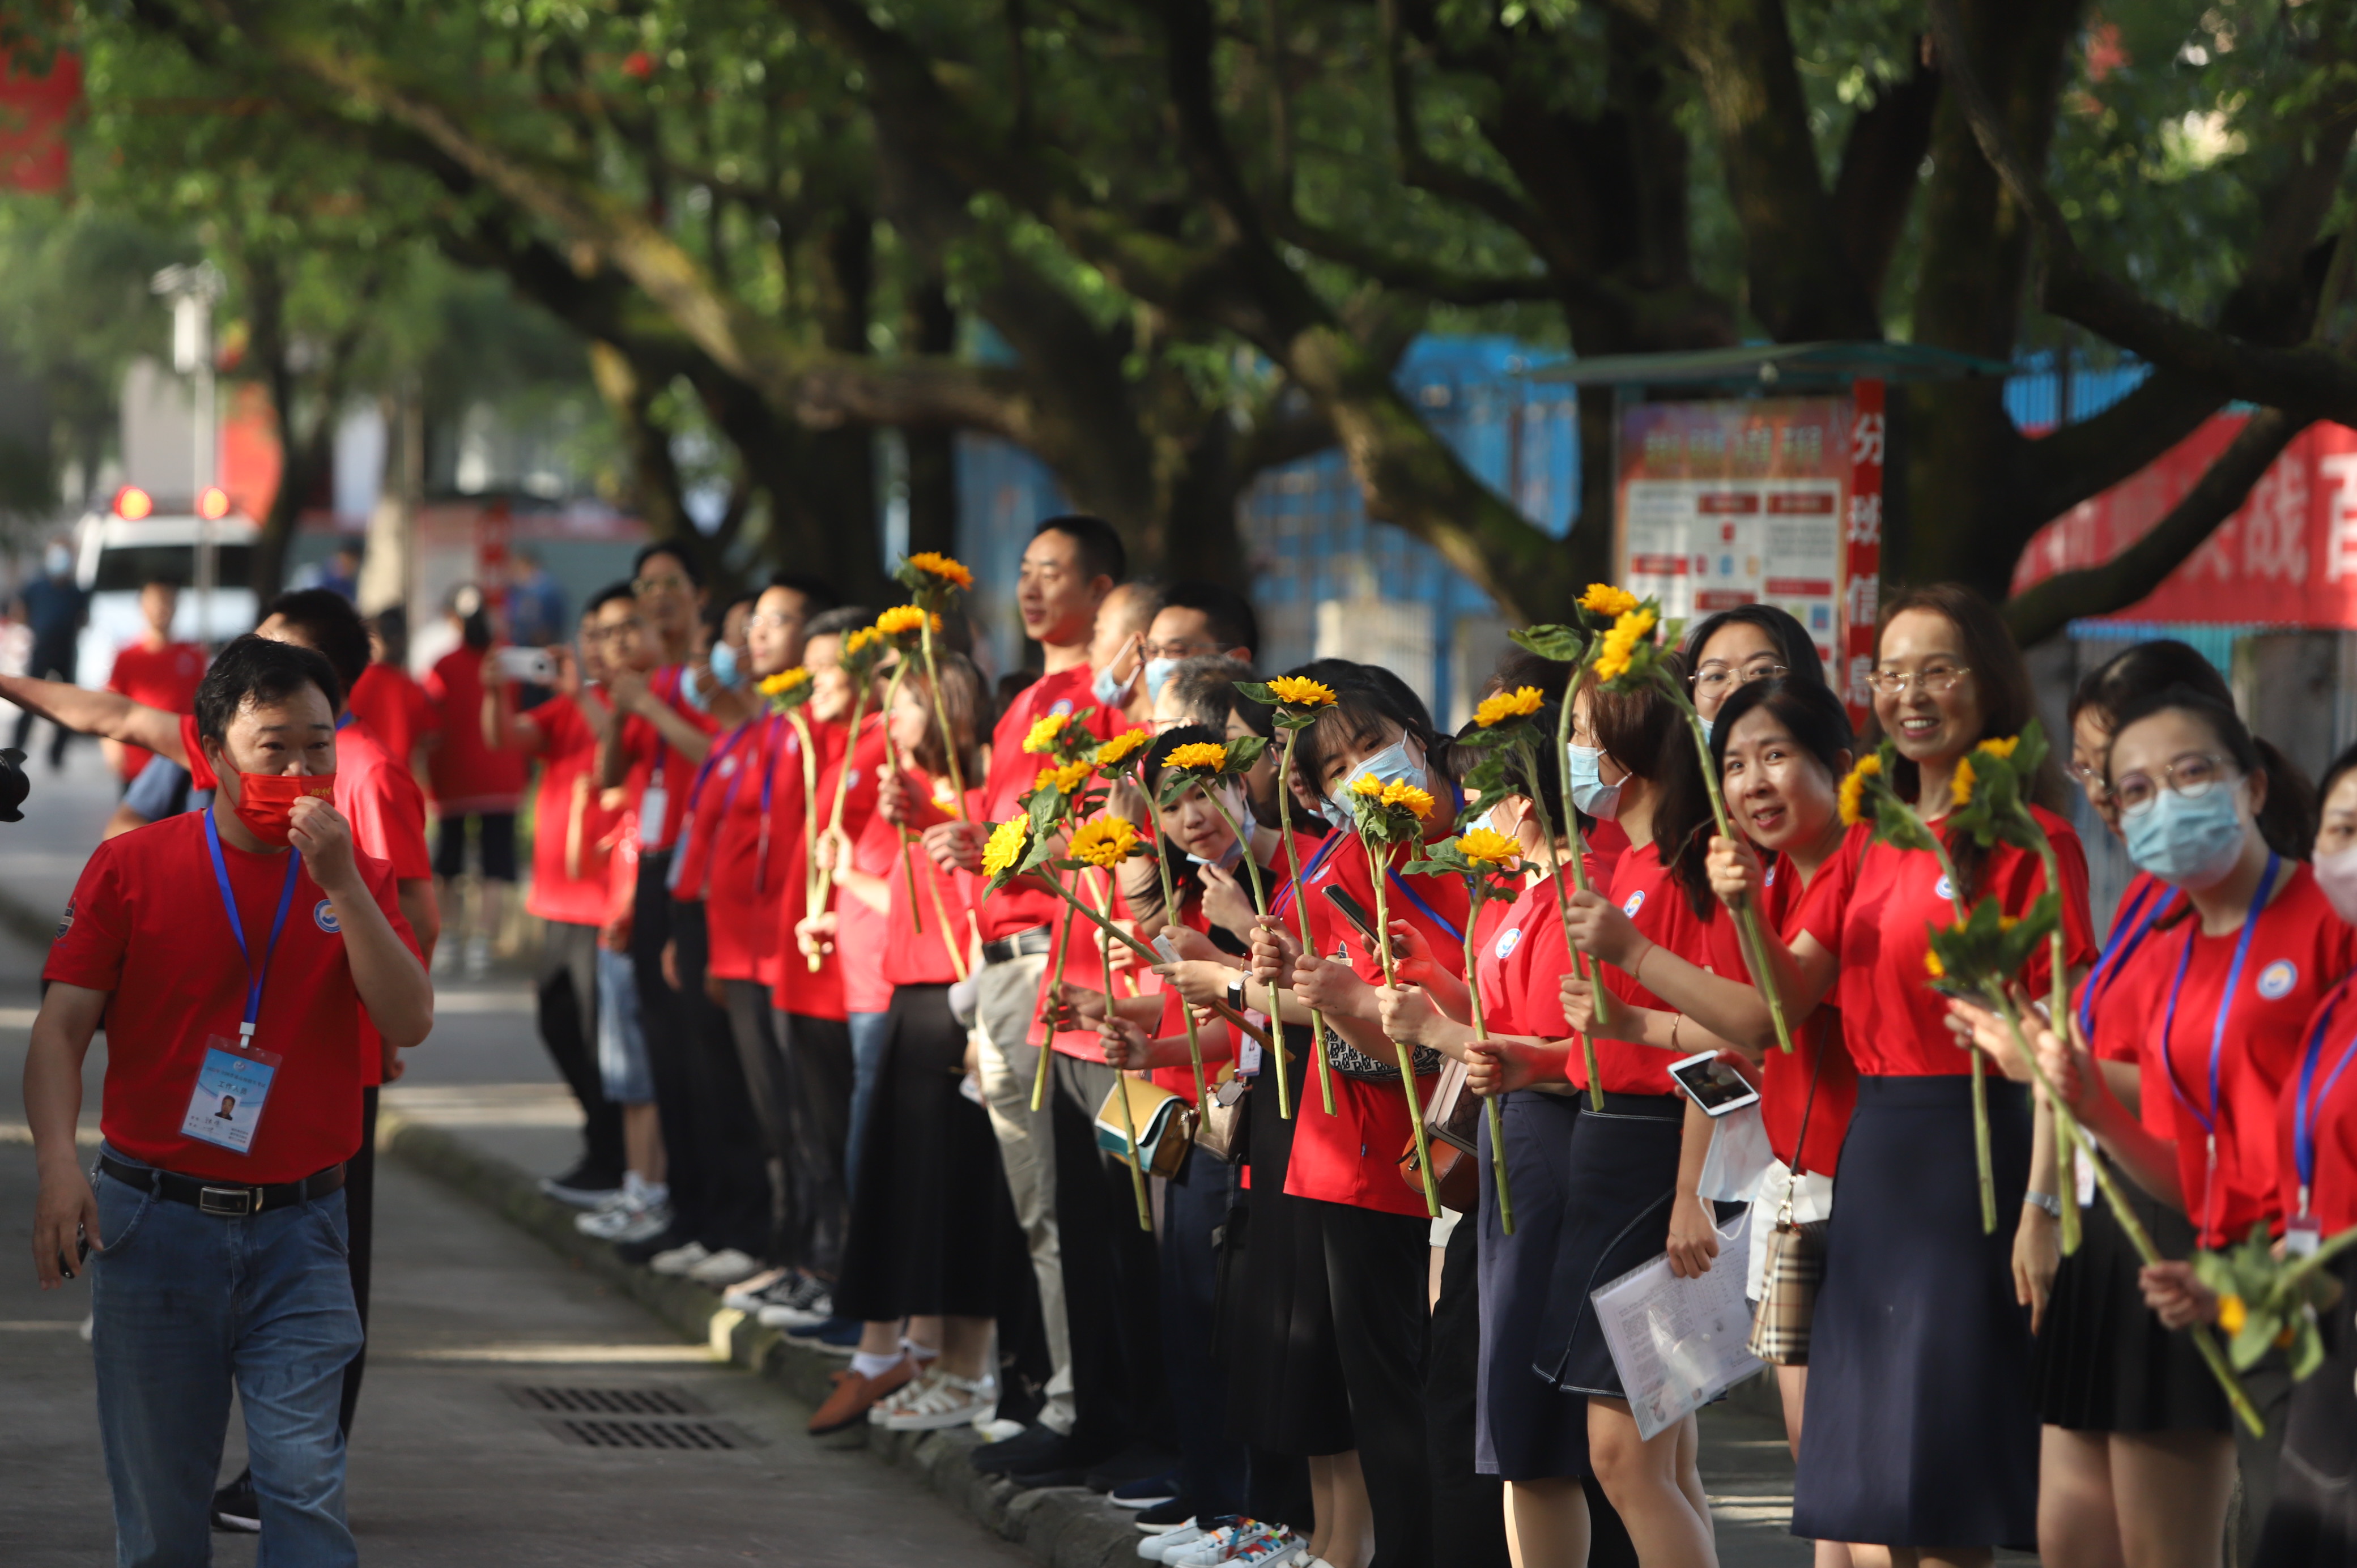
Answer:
[
  {"left": 1508, "top": 623, "right": 1588, "bottom": 664},
  {"left": 1942, "top": 721, "right": 2052, "bottom": 856},
  {"left": 1154, "top": 734, "right": 1270, "bottom": 808},
  {"left": 2191, "top": 1224, "right": 2357, "bottom": 1380},
  {"left": 1924, "top": 891, "right": 2058, "bottom": 998}
]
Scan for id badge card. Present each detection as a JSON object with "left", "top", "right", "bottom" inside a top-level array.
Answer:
[
  {"left": 181, "top": 1034, "right": 283, "bottom": 1154},
  {"left": 2286, "top": 1215, "right": 2322, "bottom": 1258},
  {"left": 637, "top": 785, "right": 669, "bottom": 847}
]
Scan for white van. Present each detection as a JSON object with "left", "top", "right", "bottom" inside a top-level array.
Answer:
[{"left": 70, "top": 488, "right": 259, "bottom": 687}]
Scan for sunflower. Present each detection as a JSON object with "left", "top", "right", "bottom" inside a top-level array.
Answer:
[
  {"left": 1457, "top": 826, "right": 1522, "bottom": 870},
  {"left": 1837, "top": 753, "right": 1882, "bottom": 826},
  {"left": 1979, "top": 735, "right": 2018, "bottom": 759},
  {"left": 1164, "top": 740, "right": 1230, "bottom": 773},
  {"left": 1592, "top": 607, "right": 1658, "bottom": 683},
  {"left": 2216, "top": 1294, "right": 2247, "bottom": 1335},
  {"left": 1069, "top": 817, "right": 1142, "bottom": 869},
  {"left": 1022, "top": 711, "right": 1073, "bottom": 755},
  {"left": 876, "top": 604, "right": 939, "bottom": 637},
  {"left": 905, "top": 551, "right": 975, "bottom": 590},
  {"left": 1351, "top": 774, "right": 1386, "bottom": 800},
  {"left": 1580, "top": 583, "right": 1640, "bottom": 619},
  {"left": 1036, "top": 758, "right": 1095, "bottom": 796},
  {"left": 1474, "top": 685, "right": 1544, "bottom": 728},
  {"left": 1951, "top": 755, "right": 1977, "bottom": 808},
  {"left": 982, "top": 817, "right": 1032, "bottom": 879},
  {"left": 1267, "top": 674, "right": 1337, "bottom": 709},
  {"left": 1094, "top": 728, "right": 1150, "bottom": 768},
  {"left": 843, "top": 624, "right": 885, "bottom": 659},
  {"left": 759, "top": 667, "right": 811, "bottom": 697},
  {"left": 1381, "top": 781, "right": 1436, "bottom": 819},
  {"left": 1924, "top": 947, "right": 1945, "bottom": 979}
]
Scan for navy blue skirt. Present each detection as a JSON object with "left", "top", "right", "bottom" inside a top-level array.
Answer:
[
  {"left": 2254, "top": 1248, "right": 2357, "bottom": 1568},
  {"left": 1793, "top": 1074, "right": 2038, "bottom": 1550},
  {"left": 1475, "top": 1090, "right": 1592, "bottom": 1478},
  {"left": 1531, "top": 1093, "right": 1684, "bottom": 1399}
]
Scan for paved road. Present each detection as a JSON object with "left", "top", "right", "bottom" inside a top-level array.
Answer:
[{"left": 0, "top": 739, "right": 1821, "bottom": 1567}]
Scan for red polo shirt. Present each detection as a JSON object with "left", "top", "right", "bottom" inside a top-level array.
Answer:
[
  {"left": 45, "top": 812, "right": 415, "bottom": 1183},
  {"left": 823, "top": 719, "right": 895, "bottom": 1015},
  {"left": 346, "top": 662, "right": 434, "bottom": 772},
  {"left": 105, "top": 641, "right": 206, "bottom": 780},
  {"left": 619, "top": 666, "right": 722, "bottom": 853},
  {"left": 423, "top": 646, "right": 528, "bottom": 815},
  {"left": 522, "top": 695, "right": 619, "bottom": 927}
]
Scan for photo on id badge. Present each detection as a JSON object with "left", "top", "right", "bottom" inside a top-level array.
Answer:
[{"left": 181, "top": 1034, "right": 283, "bottom": 1154}]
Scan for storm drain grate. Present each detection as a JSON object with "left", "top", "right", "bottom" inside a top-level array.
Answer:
[
  {"left": 541, "top": 1417, "right": 756, "bottom": 1450},
  {"left": 506, "top": 1384, "right": 707, "bottom": 1417}
]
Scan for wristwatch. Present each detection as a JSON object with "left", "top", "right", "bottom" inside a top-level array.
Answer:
[
  {"left": 2023, "top": 1190, "right": 2062, "bottom": 1218},
  {"left": 1226, "top": 975, "right": 1247, "bottom": 1012}
]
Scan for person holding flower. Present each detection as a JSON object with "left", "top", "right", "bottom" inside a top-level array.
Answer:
[
  {"left": 1245, "top": 668, "right": 1469, "bottom": 1568},
  {"left": 1691, "top": 584, "right": 2095, "bottom": 1562}
]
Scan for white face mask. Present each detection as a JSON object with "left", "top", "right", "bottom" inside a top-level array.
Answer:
[
  {"left": 2315, "top": 845, "right": 2357, "bottom": 924},
  {"left": 1325, "top": 736, "right": 1425, "bottom": 825}
]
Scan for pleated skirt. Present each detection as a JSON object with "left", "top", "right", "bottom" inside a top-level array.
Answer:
[
  {"left": 1475, "top": 1089, "right": 1593, "bottom": 1479},
  {"left": 1792, "top": 1074, "right": 2039, "bottom": 1550}
]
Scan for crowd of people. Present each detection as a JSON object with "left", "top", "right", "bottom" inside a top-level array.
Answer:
[{"left": 11, "top": 512, "right": 2357, "bottom": 1568}]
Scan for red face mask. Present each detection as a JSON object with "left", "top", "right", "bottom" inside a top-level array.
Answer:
[{"left": 232, "top": 772, "right": 336, "bottom": 847}]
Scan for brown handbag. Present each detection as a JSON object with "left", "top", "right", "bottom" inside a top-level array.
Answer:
[
  {"left": 1193, "top": 1077, "right": 1248, "bottom": 1165},
  {"left": 1398, "top": 1057, "right": 1485, "bottom": 1213},
  {"left": 1745, "top": 1026, "right": 1827, "bottom": 1366}
]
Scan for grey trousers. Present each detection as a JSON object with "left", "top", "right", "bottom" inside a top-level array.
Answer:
[{"left": 973, "top": 950, "right": 1073, "bottom": 1433}]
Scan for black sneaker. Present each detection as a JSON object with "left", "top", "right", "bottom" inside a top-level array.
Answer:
[
  {"left": 211, "top": 1471, "right": 259, "bottom": 1533},
  {"left": 970, "top": 1422, "right": 1071, "bottom": 1477},
  {"left": 539, "top": 1161, "right": 625, "bottom": 1209},
  {"left": 1084, "top": 1447, "right": 1184, "bottom": 1493},
  {"left": 1135, "top": 1497, "right": 1195, "bottom": 1530}
]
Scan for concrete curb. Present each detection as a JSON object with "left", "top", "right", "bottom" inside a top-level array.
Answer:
[{"left": 378, "top": 1109, "right": 1150, "bottom": 1568}]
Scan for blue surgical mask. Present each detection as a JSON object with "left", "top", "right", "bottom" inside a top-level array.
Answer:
[
  {"left": 708, "top": 641, "right": 741, "bottom": 690},
  {"left": 1326, "top": 738, "right": 1425, "bottom": 825},
  {"left": 43, "top": 544, "right": 70, "bottom": 577},
  {"left": 1565, "top": 743, "right": 1624, "bottom": 821},
  {"left": 1699, "top": 716, "right": 1713, "bottom": 746},
  {"left": 1188, "top": 835, "right": 1245, "bottom": 873},
  {"left": 1094, "top": 662, "right": 1138, "bottom": 709},
  {"left": 1142, "top": 657, "right": 1179, "bottom": 702},
  {"left": 2123, "top": 786, "right": 2247, "bottom": 889}
]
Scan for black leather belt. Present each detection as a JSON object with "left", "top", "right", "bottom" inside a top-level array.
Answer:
[
  {"left": 99, "top": 1155, "right": 346, "bottom": 1217},
  {"left": 980, "top": 926, "right": 1055, "bottom": 966}
]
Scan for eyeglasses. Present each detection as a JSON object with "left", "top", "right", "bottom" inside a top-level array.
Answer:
[
  {"left": 2066, "top": 757, "right": 2110, "bottom": 798},
  {"left": 632, "top": 574, "right": 692, "bottom": 597},
  {"left": 1141, "top": 639, "right": 1222, "bottom": 662},
  {"left": 1867, "top": 664, "right": 1971, "bottom": 696},
  {"left": 1691, "top": 660, "right": 1788, "bottom": 697},
  {"left": 747, "top": 611, "right": 803, "bottom": 630},
  {"left": 2113, "top": 751, "right": 2236, "bottom": 819}
]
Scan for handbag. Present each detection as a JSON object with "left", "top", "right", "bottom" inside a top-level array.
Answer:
[
  {"left": 1745, "top": 1020, "right": 1827, "bottom": 1367},
  {"left": 1399, "top": 1056, "right": 1484, "bottom": 1213},
  {"left": 1095, "top": 1075, "right": 1195, "bottom": 1179},
  {"left": 1193, "top": 1076, "right": 1248, "bottom": 1165}
]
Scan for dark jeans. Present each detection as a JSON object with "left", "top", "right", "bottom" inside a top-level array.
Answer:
[
  {"left": 1163, "top": 1149, "right": 1248, "bottom": 1517},
  {"left": 14, "top": 634, "right": 76, "bottom": 765},
  {"left": 337, "top": 1088, "right": 376, "bottom": 1440},
  {"left": 721, "top": 986, "right": 855, "bottom": 1276},
  {"left": 666, "top": 901, "right": 772, "bottom": 1258},
  {"left": 537, "top": 920, "right": 624, "bottom": 1182},
  {"left": 1050, "top": 1052, "right": 1171, "bottom": 1461},
  {"left": 1316, "top": 1199, "right": 1432, "bottom": 1568}
]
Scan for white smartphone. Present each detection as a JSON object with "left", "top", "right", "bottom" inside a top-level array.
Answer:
[
  {"left": 494, "top": 646, "right": 557, "bottom": 684},
  {"left": 1668, "top": 1049, "right": 1762, "bottom": 1118},
  {"left": 1152, "top": 932, "right": 1182, "bottom": 966}
]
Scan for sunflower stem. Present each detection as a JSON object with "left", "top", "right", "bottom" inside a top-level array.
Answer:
[
  {"left": 1462, "top": 892, "right": 1514, "bottom": 1235},
  {"left": 1366, "top": 834, "right": 1440, "bottom": 1218},
  {"left": 1203, "top": 789, "right": 1291, "bottom": 1120},
  {"left": 1274, "top": 726, "right": 1337, "bottom": 1115}
]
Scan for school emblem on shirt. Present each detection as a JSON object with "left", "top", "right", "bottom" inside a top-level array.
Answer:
[
  {"left": 1051, "top": 698, "right": 1073, "bottom": 717},
  {"left": 54, "top": 898, "right": 72, "bottom": 940},
  {"left": 2257, "top": 959, "right": 2298, "bottom": 1000},
  {"left": 1934, "top": 874, "right": 1954, "bottom": 902},
  {"left": 1622, "top": 889, "right": 1646, "bottom": 918},
  {"left": 313, "top": 900, "right": 341, "bottom": 935},
  {"left": 719, "top": 754, "right": 741, "bottom": 776},
  {"left": 1494, "top": 927, "right": 1523, "bottom": 960}
]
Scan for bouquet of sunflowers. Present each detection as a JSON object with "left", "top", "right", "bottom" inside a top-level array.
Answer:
[
  {"left": 1235, "top": 674, "right": 1343, "bottom": 1113},
  {"left": 1344, "top": 772, "right": 1448, "bottom": 1217},
  {"left": 1405, "top": 827, "right": 1525, "bottom": 1232}
]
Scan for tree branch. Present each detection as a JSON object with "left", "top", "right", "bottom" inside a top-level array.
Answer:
[
  {"left": 2003, "top": 408, "right": 2311, "bottom": 647},
  {"left": 1828, "top": 49, "right": 1939, "bottom": 305}
]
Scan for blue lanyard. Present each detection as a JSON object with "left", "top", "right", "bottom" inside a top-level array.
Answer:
[
  {"left": 1384, "top": 860, "right": 1463, "bottom": 944},
  {"left": 202, "top": 811, "right": 303, "bottom": 1038},
  {"left": 335, "top": 711, "right": 355, "bottom": 731},
  {"left": 744, "top": 716, "right": 787, "bottom": 894},
  {"left": 2292, "top": 977, "right": 2357, "bottom": 1212},
  {"left": 2078, "top": 878, "right": 2179, "bottom": 1038},
  {"left": 2159, "top": 853, "right": 2279, "bottom": 1139}
]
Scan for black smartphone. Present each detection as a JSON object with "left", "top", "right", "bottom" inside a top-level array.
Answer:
[{"left": 1322, "top": 885, "right": 1384, "bottom": 949}]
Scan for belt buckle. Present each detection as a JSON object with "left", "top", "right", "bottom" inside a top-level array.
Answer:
[{"left": 198, "top": 1185, "right": 261, "bottom": 1217}]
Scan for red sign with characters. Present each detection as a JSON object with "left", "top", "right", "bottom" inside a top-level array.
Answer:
[{"left": 2010, "top": 417, "right": 2357, "bottom": 628}]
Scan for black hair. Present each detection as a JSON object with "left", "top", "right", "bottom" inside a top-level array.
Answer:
[
  {"left": 1033, "top": 514, "right": 1126, "bottom": 585},
  {"left": 2319, "top": 742, "right": 2357, "bottom": 841},
  {"left": 1158, "top": 580, "right": 1259, "bottom": 657},
  {"left": 1140, "top": 723, "right": 1261, "bottom": 938},
  {"left": 2107, "top": 684, "right": 2317, "bottom": 860},
  {"left": 2073, "top": 640, "right": 2316, "bottom": 860},
  {"left": 1488, "top": 647, "right": 1574, "bottom": 706},
  {"left": 141, "top": 576, "right": 184, "bottom": 594},
  {"left": 368, "top": 605, "right": 408, "bottom": 665},
  {"left": 261, "top": 589, "right": 371, "bottom": 691},
  {"left": 1678, "top": 604, "right": 1826, "bottom": 689},
  {"left": 1288, "top": 663, "right": 1446, "bottom": 807},
  {"left": 586, "top": 581, "right": 636, "bottom": 617},
  {"left": 805, "top": 606, "right": 872, "bottom": 642},
  {"left": 632, "top": 540, "right": 703, "bottom": 587},
  {"left": 1661, "top": 677, "right": 1856, "bottom": 918},
  {"left": 767, "top": 573, "right": 843, "bottom": 615},
  {"left": 194, "top": 634, "right": 343, "bottom": 747},
  {"left": 1440, "top": 701, "right": 1565, "bottom": 831},
  {"left": 1166, "top": 655, "right": 1255, "bottom": 731}
]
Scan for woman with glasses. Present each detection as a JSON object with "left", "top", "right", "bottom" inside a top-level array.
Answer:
[
  {"left": 1677, "top": 605, "right": 1823, "bottom": 738},
  {"left": 1695, "top": 583, "right": 2096, "bottom": 1567},
  {"left": 1983, "top": 685, "right": 2354, "bottom": 1561}
]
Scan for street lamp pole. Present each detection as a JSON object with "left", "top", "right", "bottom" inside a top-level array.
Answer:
[{"left": 152, "top": 262, "right": 227, "bottom": 640}]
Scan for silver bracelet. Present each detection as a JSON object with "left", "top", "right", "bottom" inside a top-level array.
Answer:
[{"left": 2024, "top": 1190, "right": 2062, "bottom": 1218}]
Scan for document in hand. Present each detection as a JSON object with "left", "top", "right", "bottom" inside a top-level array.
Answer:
[{"left": 1592, "top": 1209, "right": 1764, "bottom": 1441}]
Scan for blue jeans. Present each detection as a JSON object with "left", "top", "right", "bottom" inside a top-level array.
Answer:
[
  {"left": 91, "top": 1153, "right": 364, "bottom": 1568},
  {"left": 844, "top": 1010, "right": 892, "bottom": 1205}
]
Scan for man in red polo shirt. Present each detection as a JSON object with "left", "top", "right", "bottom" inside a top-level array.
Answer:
[
  {"left": 102, "top": 578, "right": 206, "bottom": 783},
  {"left": 27, "top": 634, "right": 431, "bottom": 1567}
]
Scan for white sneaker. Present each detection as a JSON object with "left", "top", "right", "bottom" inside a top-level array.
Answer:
[
  {"left": 464, "top": 934, "right": 492, "bottom": 978},
  {"left": 649, "top": 1241, "right": 711, "bottom": 1276},
  {"left": 610, "top": 1199, "right": 671, "bottom": 1244},
  {"left": 575, "top": 1187, "right": 667, "bottom": 1241},
  {"left": 877, "top": 1370, "right": 996, "bottom": 1431},
  {"left": 1140, "top": 1519, "right": 1206, "bottom": 1558},
  {"left": 755, "top": 1273, "right": 833, "bottom": 1329},
  {"left": 686, "top": 1248, "right": 765, "bottom": 1287},
  {"left": 721, "top": 1267, "right": 793, "bottom": 1312},
  {"left": 1170, "top": 1523, "right": 1301, "bottom": 1568}
]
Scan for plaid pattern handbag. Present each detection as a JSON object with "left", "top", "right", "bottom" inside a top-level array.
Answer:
[{"left": 1745, "top": 1020, "right": 1828, "bottom": 1367}]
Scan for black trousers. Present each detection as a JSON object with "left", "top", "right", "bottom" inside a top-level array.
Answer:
[
  {"left": 14, "top": 634, "right": 75, "bottom": 765},
  {"left": 1050, "top": 1052, "right": 1171, "bottom": 1461},
  {"left": 630, "top": 854, "right": 701, "bottom": 1231},
  {"left": 1163, "top": 1149, "right": 1247, "bottom": 1518},
  {"left": 537, "top": 919, "right": 624, "bottom": 1181},
  {"left": 337, "top": 1086, "right": 377, "bottom": 1438},
  {"left": 781, "top": 1012, "right": 853, "bottom": 1279},
  {"left": 1315, "top": 1199, "right": 1431, "bottom": 1568},
  {"left": 666, "top": 901, "right": 772, "bottom": 1258}
]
